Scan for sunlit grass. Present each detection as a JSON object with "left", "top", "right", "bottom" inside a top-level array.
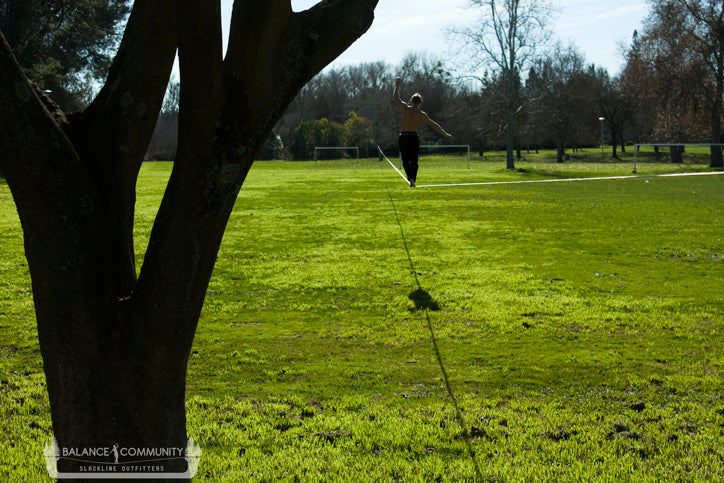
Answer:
[{"left": 1, "top": 155, "right": 723, "bottom": 481}]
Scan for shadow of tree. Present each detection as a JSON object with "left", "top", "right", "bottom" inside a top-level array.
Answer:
[{"left": 408, "top": 288, "right": 440, "bottom": 312}]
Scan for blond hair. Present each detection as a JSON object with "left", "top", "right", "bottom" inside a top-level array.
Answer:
[{"left": 410, "top": 93, "right": 423, "bottom": 105}]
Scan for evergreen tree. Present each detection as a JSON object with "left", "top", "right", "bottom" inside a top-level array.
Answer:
[{"left": 0, "top": 0, "right": 130, "bottom": 110}]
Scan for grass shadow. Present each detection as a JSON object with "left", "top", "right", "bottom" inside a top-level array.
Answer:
[{"left": 408, "top": 288, "right": 440, "bottom": 312}]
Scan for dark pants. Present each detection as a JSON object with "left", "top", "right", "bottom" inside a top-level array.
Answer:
[{"left": 398, "top": 132, "right": 419, "bottom": 182}]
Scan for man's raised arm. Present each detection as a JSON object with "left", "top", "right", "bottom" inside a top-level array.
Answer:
[{"left": 393, "top": 77, "right": 406, "bottom": 108}]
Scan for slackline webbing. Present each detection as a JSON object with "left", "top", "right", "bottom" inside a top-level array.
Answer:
[
  {"left": 416, "top": 170, "right": 724, "bottom": 187},
  {"left": 377, "top": 145, "right": 408, "bottom": 183},
  {"left": 376, "top": 144, "right": 724, "bottom": 187}
]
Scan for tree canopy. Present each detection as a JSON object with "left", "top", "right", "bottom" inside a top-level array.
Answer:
[{"left": 0, "top": 0, "right": 130, "bottom": 110}]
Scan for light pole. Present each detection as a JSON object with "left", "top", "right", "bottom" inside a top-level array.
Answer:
[{"left": 598, "top": 117, "right": 605, "bottom": 162}]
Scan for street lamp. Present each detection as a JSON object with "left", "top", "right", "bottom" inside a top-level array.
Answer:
[{"left": 598, "top": 117, "right": 605, "bottom": 162}]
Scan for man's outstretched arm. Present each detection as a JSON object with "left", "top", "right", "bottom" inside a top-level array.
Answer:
[{"left": 423, "top": 113, "right": 454, "bottom": 141}]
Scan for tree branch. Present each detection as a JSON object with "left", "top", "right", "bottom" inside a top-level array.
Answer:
[
  {"left": 0, "top": 31, "right": 115, "bottom": 331},
  {"left": 174, "top": 0, "right": 225, "bottom": 166},
  {"left": 131, "top": 0, "right": 229, "bottom": 346},
  {"left": 72, "top": 0, "right": 177, "bottom": 173},
  {"left": 226, "top": 0, "right": 378, "bottom": 120},
  {"left": 132, "top": 0, "right": 378, "bottom": 342},
  {"left": 294, "top": 0, "right": 379, "bottom": 83},
  {"left": 62, "top": 0, "right": 178, "bottom": 294}
]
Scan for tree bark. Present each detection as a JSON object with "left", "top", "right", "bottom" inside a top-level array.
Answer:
[
  {"left": 670, "top": 144, "right": 684, "bottom": 163},
  {"left": 710, "top": 145, "right": 722, "bottom": 167},
  {"left": 710, "top": 51, "right": 723, "bottom": 167},
  {"left": 0, "top": 0, "right": 377, "bottom": 479},
  {"left": 505, "top": 68, "right": 517, "bottom": 170}
]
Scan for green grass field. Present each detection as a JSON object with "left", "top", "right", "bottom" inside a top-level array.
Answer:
[{"left": 1, "top": 153, "right": 723, "bottom": 481}]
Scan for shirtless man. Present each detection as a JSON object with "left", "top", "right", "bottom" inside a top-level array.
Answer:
[{"left": 393, "top": 77, "right": 453, "bottom": 187}]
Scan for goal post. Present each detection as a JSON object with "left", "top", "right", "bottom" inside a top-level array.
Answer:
[
  {"left": 633, "top": 143, "right": 724, "bottom": 172},
  {"left": 419, "top": 144, "right": 471, "bottom": 168},
  {"left": 314, "top": 146, "right": 359, "bottom": 161}
]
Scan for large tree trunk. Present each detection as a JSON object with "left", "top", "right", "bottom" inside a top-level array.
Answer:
[
  {"left": 710, "top": 144, "right": 723, "bottom": 167},
  {"left": 506, "top": 110, "right": 516, "bottom": 169},
  {"left": 46, "top": 314, "right": 192, "bottom": 475},
  {"left": 710, "top": 59, "right": 723, "bottom": 167},
  {"left": 0, "top": 0, "right": 377, "bottom": 479},
  {"left": 710, "top": 8, "right": 724, "bottom": 169},
  {"left": 505, "top": 84, "right": 517, "bottom": 169},
  {"left": 505, "top": 67, "right": 517, "bottom": 170},
  {"left": 556, "top": 141, "right": 566, "bottom": 163}
]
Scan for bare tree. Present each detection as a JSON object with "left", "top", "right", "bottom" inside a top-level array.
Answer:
[
  {"left": 449, "top": 0, "right": 555, "bottom": 169},
  {"left": 593, "top": 69, "right": 632, "bottom": 159},
  {"left": 0, "top": 0, "right": 377, "bottom": 478},
  {"left": 676, "top": 0, "right": 724, "bottom": 167},
  {"left": 526, "top": 42, "right": 589, "bottom": 162},
  {"left": 627, "top": 0, "right": 724, "bottom": 166}
]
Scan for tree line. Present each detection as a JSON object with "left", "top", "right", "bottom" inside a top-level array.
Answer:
[{"left": 3, "top": 0, "right": 721, "bottom": 167}]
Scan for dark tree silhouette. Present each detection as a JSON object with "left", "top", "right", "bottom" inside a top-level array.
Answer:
[{"left": 0, "top": 0, "right": 377, "bottom": 478}]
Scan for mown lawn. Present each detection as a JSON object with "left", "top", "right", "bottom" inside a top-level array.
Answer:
[{"left": 1, "top": 156, "right": 723, "bottom": 481}]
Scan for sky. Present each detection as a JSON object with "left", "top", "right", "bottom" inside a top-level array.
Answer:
[{"left": 214, "top": 0, "right": 650, "bottom": 77}]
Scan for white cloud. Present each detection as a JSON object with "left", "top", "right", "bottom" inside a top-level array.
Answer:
[{"left": 557, "top": 2, "right": 648, "bottom": 28}]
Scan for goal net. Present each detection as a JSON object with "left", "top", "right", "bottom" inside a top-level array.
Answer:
[{"left": 314, "top": 146, "right": 359, "bottom": 161}]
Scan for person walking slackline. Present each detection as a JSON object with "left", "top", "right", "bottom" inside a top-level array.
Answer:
[{"left": 393, "top": 77, "right": 454, "bottom": 187}]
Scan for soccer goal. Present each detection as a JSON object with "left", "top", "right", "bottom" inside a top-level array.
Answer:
[
  {"left": 419, "top": 144, "right": 471, "bottom": 168},
  {"left": 633, "top": 143, "right": 724, "bottom": 172},
  {"left": 314, "top": 146, "right": 359, "bottom": 161}
]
